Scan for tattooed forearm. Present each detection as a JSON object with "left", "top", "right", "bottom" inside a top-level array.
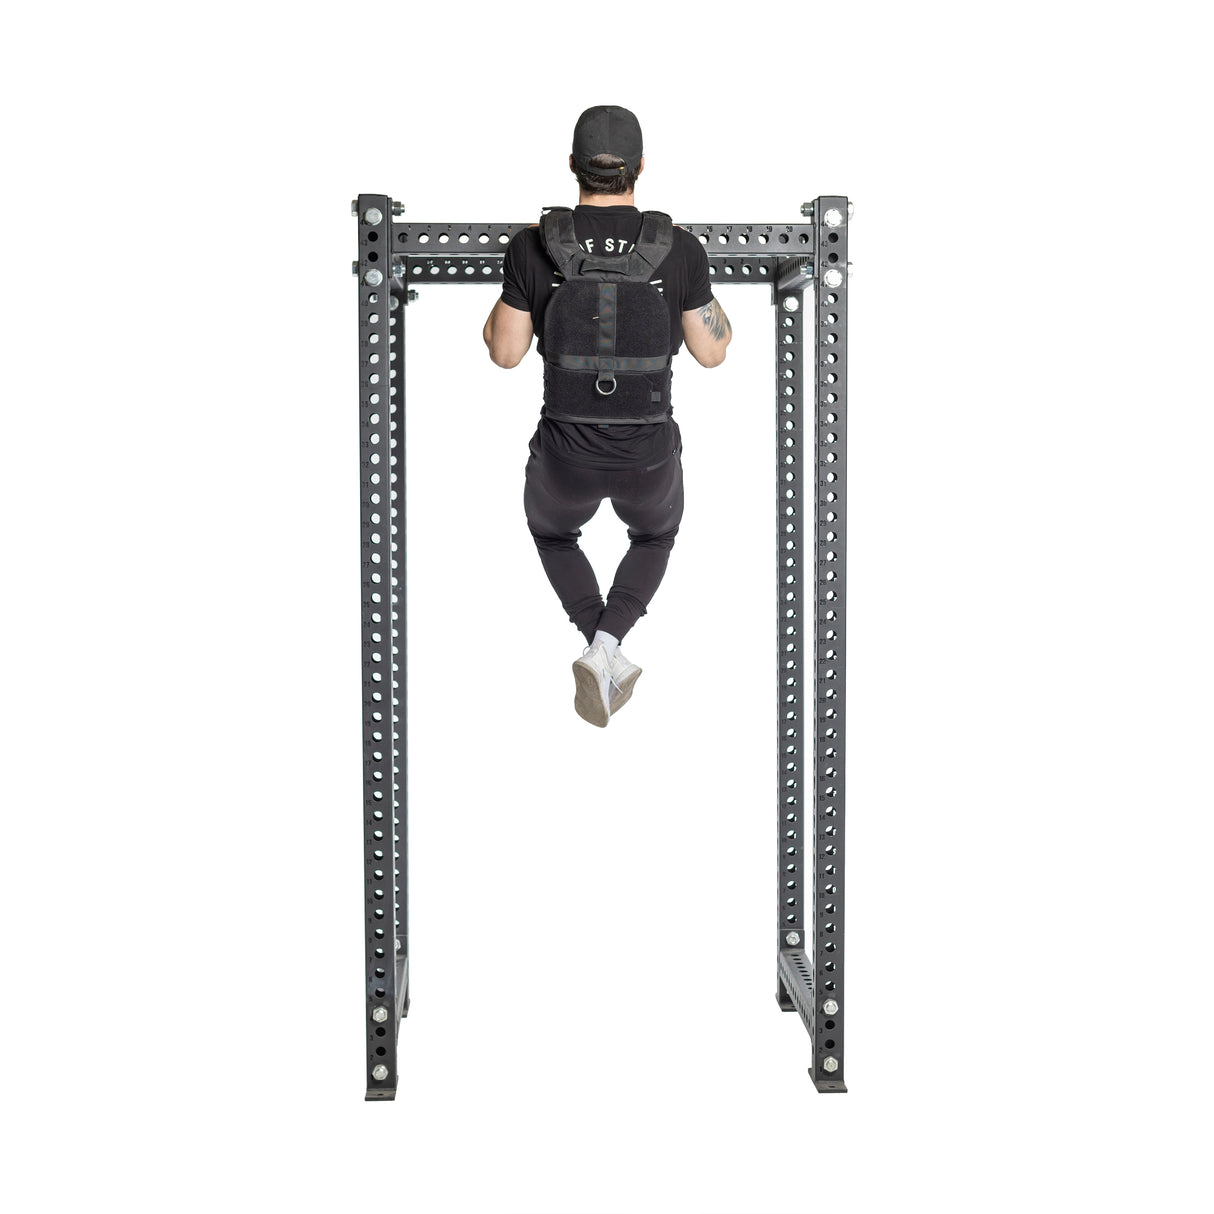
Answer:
[{"left": 698, "top": 298, "right": 732, "bottom": 342}]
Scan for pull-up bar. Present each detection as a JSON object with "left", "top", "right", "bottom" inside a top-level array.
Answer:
[{"left": 354, "top": 194, "right": 850, "bottom": 1099}]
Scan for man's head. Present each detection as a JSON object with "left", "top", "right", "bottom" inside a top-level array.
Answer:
[{"left": 570, "top": 105, "right": 644, "bottom": 197}]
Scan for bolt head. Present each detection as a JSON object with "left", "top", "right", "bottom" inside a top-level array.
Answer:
[
  {"left": 392, "top": 201, "right": 404, "bottom": 217},
  {"left": 364, "top": 269, "right": 383, "bottom": 287},
  {"left": 364, "top": 207, "right": 383, "bottom": 225},
  {"left": 371, "top": 1006, "right": 389, "bottom": 1023},
  {"left": 351, "top": 200, "right": 358, "bottom": 216},
  {"left": 395, "top": 936, "right": 402, "bottom": 950},
  {"left": 391, "top": 261, "right": 405, "bottom": 279},
  {"left": 785, "top": 931, "right": 801, "bottom": 946},
  {"left": 801, "top": 202, "right": 814, "bottom": 217},
  {"left": 823, "top": 208, "right": 844, "bottom": 228},
  {"left": 847, "top": 201, "right": 854, "bottom": 219},
  {"left": 371, "top": 1064, "right": 389, "bottom": 1081},
  {"left": 781, "top": 295, "right": 800, "bottom": 312},
  {"left": 351, "top": 261, "right": 359, "bottom": 276},
  {"left": 822, "top": 1055, "right": 839, "bottom": 1073},
  {"left": 823, "top": 268, "right": 844, "bottom": 289},
  {"left": 822, "top": 999, "right": 839, "bottom": 1016},
  {"left": 847, "top": 261, "right": 853, "bottom": 276}
]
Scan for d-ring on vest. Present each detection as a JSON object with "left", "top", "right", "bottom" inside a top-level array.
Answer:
[{"left": 539, "top": 207, "right": 674, "bottom": 426}]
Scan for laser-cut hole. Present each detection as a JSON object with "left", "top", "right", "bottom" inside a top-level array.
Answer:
[{"left": 418, "top": 233, "right": 430, "bottom": 243}]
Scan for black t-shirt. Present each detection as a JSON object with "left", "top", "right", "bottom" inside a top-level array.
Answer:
[{"left": 501, "top": 204, "right": 713, "bottom": 470}]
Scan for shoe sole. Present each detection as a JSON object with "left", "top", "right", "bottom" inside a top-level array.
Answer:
[
  {"left": 572, "top": 659, "right": 611, "bottom": 728},
  {"left": 609, "top": 668, "right": 642, "bottom": 716}
]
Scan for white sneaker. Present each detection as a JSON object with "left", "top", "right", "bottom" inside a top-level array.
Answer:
[
  {"left": 572, "top": 640, "right": 614, "bottom": 728},
  {"left": 608, "top": 650, "right": 643, "bottom": 717}
]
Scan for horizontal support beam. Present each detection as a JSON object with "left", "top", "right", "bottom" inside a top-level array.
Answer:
[
  {"left": 778, "top": 948, "right": 815, "bottom": 1035},
  {"left": 394, "top": 253, "right": 814, "bottom": 288},
  {"left": 389, "top": 220, "right": 815, "bottom": 254}
]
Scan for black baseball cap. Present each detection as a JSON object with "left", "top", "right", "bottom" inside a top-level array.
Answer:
[{"left": 571, "top": 105, "right": 643, "bottom": 176}]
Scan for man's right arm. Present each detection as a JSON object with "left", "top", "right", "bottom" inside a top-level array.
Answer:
[{"left": 682, "top": 297, "right": 733, "bottom": 368}]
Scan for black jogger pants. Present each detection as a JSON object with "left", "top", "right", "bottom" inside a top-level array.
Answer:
[{"left": 522, "top": 429, "right": 684, "bottom": 645}]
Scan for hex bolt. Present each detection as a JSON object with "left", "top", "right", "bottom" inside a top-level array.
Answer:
[
  {"left": 351, "top": 261, "right": 359, "bottom": 276},
  {"left": 364, "top": 269, "right": 384, "bottom": 287},
  {"left": 801, "top": 202, "right": 814, "bottom": 217},
  {"left": 823, "top": 268, "right": 844, "bottom": 289},
  {"left": 823, "top": 208, "right": 844, "bottom": 228},
  {"left": 785, "top": 931, "right": 801, "bottom": 946},
  {"left": 847, "top": 201, "right": 854, "bottom": 219},
  {"left": 351, "top": 200, "right": 358, "bottom": 216},
  {"left": 822, "top": 1056, "right": 839, "bottom": 1073},
  {"left": 822, "top": 999, "right": 839, "bottom": 1016},
  {"left": 371, "top": 1006, "right": 389, "bottom": 1023},
  {"left": 392, "top": 201, "right": 404, "bottom": 217},
  {"left": 391, "top": 262, "right": 405, "bottom": 279},
  {"left": 395, "top": 937, "right": 402, "bottom": 950},
  {"left": 781, "top": 295, "right": 800, "bottom": 312},
  {"left": 407, "top": 290, "right": 418, "bottom": 302},
  {"left": 847, "top": 261, "right": 854, "bottom": 276},
  {"left": 364, "top": 207, "right": 383, "bottom": 226},
  {"left": 371, "top": 1064, "right": 389, "bottom": 1081}
]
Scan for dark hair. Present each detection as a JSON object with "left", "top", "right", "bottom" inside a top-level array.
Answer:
[{"left": 573, "top": 152, "right": 638, "bottom": 196}]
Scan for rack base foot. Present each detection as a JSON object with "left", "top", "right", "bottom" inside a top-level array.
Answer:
[{"left": 811, "top": 1073, "right": 848, "bottom": 1093}]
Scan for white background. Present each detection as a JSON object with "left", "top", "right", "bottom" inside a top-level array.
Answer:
[{"left": 3, "top": 3, "right": 1211, "bottom": 1211}]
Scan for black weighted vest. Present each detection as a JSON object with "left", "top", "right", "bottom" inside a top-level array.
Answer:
[{"left": 539, "top": 207, "right": 674, "bottom": 425}]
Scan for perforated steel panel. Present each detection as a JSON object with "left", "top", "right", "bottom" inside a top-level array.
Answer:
[
  {"left": 356, "top": 194, "right": 406, "bottom": 1100},
  {"left": 810, "top": 197, "right": 848, "bottom": 1092}
]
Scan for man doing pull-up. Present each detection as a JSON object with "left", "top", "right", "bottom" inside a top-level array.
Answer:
[{"left": 483, "top": 105, "right": 732, "bottom": 727}]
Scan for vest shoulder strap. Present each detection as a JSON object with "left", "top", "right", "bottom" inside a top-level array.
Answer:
[
  {"left": 539, "top": 208, "right": 580, "bottom": 281},
  {"left": 633, "top": 210, "right": 674, "bottom": 278}
]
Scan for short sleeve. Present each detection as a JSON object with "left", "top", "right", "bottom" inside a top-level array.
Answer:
[
  {"left": 680, "top": 232, "right": 713, "bottom": 312},
  {"left": 501, "top": 229, "right": 534, "bottom": 312}
]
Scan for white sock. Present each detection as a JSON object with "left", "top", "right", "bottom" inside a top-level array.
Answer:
[{"left": 593, "top": 630, "right": 620, "bottom": 662}]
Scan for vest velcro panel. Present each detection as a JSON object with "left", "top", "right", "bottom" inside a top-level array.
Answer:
[{"left": 539, "top": 209, "right": 674, "bottom": 425}]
